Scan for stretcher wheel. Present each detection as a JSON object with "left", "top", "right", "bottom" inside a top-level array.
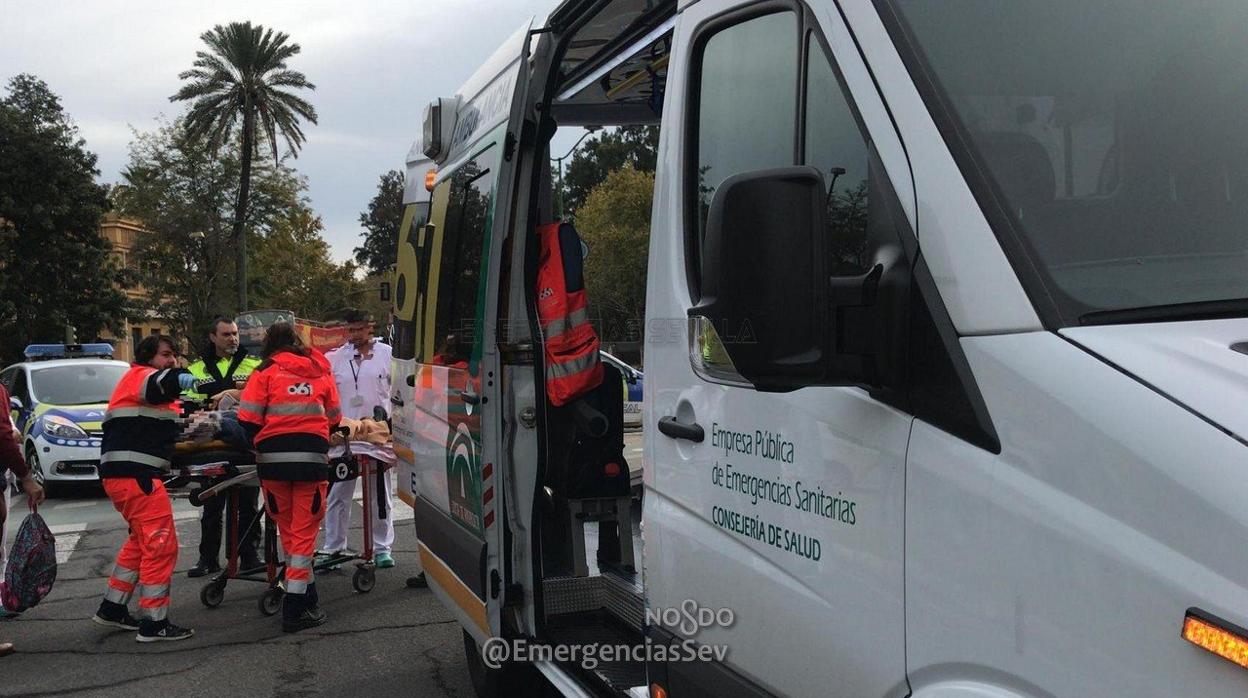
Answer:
[
  {"left": 352, "top": 566, "right": 376, "bottom": 593},
  {"left": 200, "top": 581, "right": 225, "bottom": 608},
  {"left": 258, "top": 587, "right": 283, "bottom": 616},
  {"left": 188, "top": 486, "right": 205, "bottom": 507}
]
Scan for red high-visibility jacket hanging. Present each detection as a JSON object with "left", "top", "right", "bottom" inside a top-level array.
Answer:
[{"left": 536, "top": 222, "right": 603, "bottom": 406}]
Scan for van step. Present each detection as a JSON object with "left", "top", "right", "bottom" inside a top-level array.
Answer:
[{"left": 547, "top": 613, "right": 648, "bottom": 695}]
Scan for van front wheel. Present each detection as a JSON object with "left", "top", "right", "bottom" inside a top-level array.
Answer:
[{"left": 462, "top": 630, "right": 545, "bottom": 698}]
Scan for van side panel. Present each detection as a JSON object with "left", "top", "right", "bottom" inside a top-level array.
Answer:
[{"left": 906, "top": 332, "right": 1248, "bottom": 697}]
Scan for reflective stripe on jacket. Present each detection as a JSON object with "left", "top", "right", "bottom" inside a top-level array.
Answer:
[
  {"left": 536, "top": 222, "right": 604, "bottom": 406},
  {"left": 99, "top": 365, "right": 184, "bottom": 478},
  {"left": 237, "top": 348, "right": 341, "bottom": 481}
]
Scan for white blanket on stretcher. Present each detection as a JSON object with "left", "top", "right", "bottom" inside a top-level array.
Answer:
[{"left": 328, "top": 441, "right": 397, "bottom": 465}]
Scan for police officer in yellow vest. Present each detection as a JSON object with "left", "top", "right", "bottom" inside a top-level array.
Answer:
[{"left": 183, "top": 317, "right": 264, "bottom": 577}]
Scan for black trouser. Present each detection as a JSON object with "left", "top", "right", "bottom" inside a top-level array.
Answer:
[{"left": 198, "top": 483, "right": 262, "bottom": 563}]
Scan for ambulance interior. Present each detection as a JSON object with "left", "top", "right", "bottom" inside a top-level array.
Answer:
[{"left": 522, "top": 1, "right": 671, "bottom": 692}]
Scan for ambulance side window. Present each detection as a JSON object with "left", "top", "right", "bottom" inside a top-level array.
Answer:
[
  {"left": 392, "top": 202, "right": 432, "bottom": 362},
  {"left": 688, "top": 9, "right": 898, "bottom": 388},
  {"left": 803, "top": 33, "right": 874, "bottom": 277},
  {"left": 692, "top": 11, "right": 799, "bottom": 249},
  {"left": 429, "top": 144, "right": 498, "bottom": 366}
]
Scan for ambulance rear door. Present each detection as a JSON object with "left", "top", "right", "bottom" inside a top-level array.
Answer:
[
  {"left": 392, "top": 139, "right": 434, "bottom": 512},
  {"left": 394, "top": 19, "right": 535, "bottom": 642}
]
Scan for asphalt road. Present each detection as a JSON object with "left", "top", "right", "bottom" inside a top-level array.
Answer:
[{"left": 0, "top": 481, "right": 476, "bottom": 698}]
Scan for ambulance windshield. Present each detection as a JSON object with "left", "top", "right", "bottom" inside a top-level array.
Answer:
[{"left": 889, "top": 0, "right": 1248, "bottom": 324}]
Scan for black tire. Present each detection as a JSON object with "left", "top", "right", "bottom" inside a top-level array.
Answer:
[
  {"left": 258, "top": 587, "right": 283, "bottom": 616},
  {"left": 352, "top": 566, "right": 376, "bottom": 593},
  {"left": 26, "top": 447, "right": 54, "bottom": 498},
  {"left": 462, "top": 630, "right": 546, "bottom": 698},
  {"left": 200, "top": 581, "right": 225, "bottom": 608}
]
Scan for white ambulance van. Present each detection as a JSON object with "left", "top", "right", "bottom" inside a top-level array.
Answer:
[{"left": 393, "top": 1, "right": 1248, "bottom": 696}]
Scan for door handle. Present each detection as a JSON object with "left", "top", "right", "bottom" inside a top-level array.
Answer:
[
  {"left": 390, "top": 393, "right": 405, "bottom": 407},
  {"left": 459, "top": 389, "right": 483, "bottom": 406},
  {"left": 658, "top": 416, "right": 704, "bottom": 442}
]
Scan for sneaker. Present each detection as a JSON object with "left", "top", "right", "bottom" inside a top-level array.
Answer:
[
  {"left": 405, "top": 573, "right": 428, "bottom": 589},
  {"left": 374, "top": 552, "right": 395, "bottom": 569},
  {"left": 92, "top": 610, "right": 141, "bottom": 631},
  {"left": 0, "top": 609, "right": 21, "bottom": 620},
  {"left": 282, "top": 607, "right": 327, "bottom": 633},
  {"left": 136, "top": 621, "right": 195, "bottom": 643}
]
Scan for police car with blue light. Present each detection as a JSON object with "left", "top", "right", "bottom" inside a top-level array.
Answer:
[{"left": 1, "top": 344, "right": 128, "bottom": 495}]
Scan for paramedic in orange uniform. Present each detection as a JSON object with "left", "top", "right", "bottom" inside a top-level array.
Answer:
[
  {"left": 237, "top": 323, "right": 341, "bottom": 632},
  {"left": 93, "top": 335, "right": 196, "bottom": 642}
]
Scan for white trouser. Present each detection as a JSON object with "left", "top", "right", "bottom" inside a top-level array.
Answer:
[{"left": 322, "top": 467, "right": 395, "bottom": 554}]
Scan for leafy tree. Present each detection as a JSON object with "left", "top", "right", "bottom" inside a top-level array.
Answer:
[
  {"left": 828, "top": 180, "right": 870, "bottom": 275},
  {"left": 249, "top": 205, "right": 361, "bottom": 322},
  {"left": 355, "top": 272, "right": 394, "bottom": 329},
  {"left": 115, "top": 117, "right": 305, "bottom": 342},
  {"left": 0, "top": 75, "right": 131, "bottom": 363},
  {"left": 170, "top": 21, "right": 318, "bottom": 313},
  {"left": 575, "top": 166, "right": 653, "bottom": 344},
  {"left": 354, "top": 169, "right": 404, "bottom": 276},
  {"left": 560, "top": 125, "right": 659, "bottom": 218}
]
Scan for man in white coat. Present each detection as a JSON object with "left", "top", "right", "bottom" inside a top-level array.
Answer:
[{"left": 322, "top": 310, "right": 397, "bottom": 568}]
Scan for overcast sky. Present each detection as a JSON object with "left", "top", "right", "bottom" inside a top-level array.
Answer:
[{"left": 1, "top": 0, "right": 577, "bottom": 263}]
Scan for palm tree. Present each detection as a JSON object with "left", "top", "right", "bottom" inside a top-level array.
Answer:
[{"left": 170, "top": 21, "right": 317, "bottom": 313}]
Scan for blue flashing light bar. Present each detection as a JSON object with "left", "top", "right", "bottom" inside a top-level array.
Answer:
[{"left": 23, "top": 343, "right": 115, "bottom": 360}]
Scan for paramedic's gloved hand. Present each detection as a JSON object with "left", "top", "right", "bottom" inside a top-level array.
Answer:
[{"left": 177, "top": 372, "right": 198, "bottom": 390}]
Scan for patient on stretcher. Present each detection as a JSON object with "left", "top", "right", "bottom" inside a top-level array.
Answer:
[{"left": 175, "top": 409, "right": 393, "bottom": 457}]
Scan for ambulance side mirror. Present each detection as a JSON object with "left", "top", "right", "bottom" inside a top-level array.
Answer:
[
  {"left": 691, "top": 166, "right": 839, "bottom": 391},
  {"left": 379, "top": 281, "right": 392, "bottom": 302}
]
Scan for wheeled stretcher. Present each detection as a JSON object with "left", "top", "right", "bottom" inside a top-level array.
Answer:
[
  {"left": 167, "top": 430, "right": 389, "bottom": 615},
  {"left": 166, "top": 440, "right": 287, "bottom": 615}
]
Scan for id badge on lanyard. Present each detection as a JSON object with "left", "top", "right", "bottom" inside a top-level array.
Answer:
[{"left": 350, "top": 355, "right": 367, "bottom": 408}]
